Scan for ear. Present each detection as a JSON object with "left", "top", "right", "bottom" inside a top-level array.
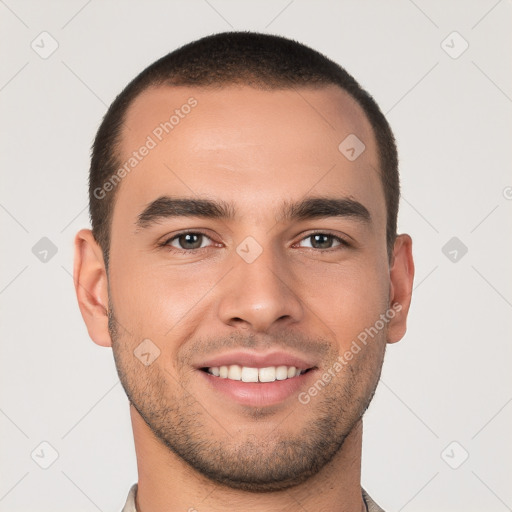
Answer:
[
  {"left": 73, "top": 229, "right": 112, "bottom": 347},
  {"left": 387, "top": 234, "right": 414, "bottom": 344}
]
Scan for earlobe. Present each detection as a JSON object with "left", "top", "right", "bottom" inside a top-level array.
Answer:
[
  {"left": 387, "top": 234, "right": 415, "bottom": 344},
  {"left": 73, "top": 229, "right": 112, "bottom": 347}
]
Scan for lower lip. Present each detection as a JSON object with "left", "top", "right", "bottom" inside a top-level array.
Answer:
[{"left": 198, "top": 369, "right": 317, "bottom": 407}]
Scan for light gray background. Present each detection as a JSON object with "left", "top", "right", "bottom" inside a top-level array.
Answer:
[{"left": 1, "top": 1, "right": 511, "bottom": 511}]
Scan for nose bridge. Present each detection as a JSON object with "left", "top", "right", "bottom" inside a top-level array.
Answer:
[{"left": 217, "top": 238, "right": 303, "bottom": 332}]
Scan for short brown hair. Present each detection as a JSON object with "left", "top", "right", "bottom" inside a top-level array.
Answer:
[{"left": 89, "top": 31, "right": 399, "bottom": 267}]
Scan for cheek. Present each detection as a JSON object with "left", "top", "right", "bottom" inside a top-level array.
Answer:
[
  {"left": 108, "top": 254, "right": 227, "bottom": 338},
  {"left": 296, "top": 257, "right": 389, "bottom": 347}
]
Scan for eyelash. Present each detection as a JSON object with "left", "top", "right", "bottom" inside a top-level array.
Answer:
[{"left": 159, "top": 230, "right": 351, "bottom": 254}]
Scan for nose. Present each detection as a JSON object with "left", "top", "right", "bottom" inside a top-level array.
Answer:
[{"left": 216, "top": 246, "right": 304, "bottom": 333}]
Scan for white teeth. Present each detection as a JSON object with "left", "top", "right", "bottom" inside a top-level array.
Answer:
[
  {"left": 206, "top": 364, "right": 307, "bottom": 382},
  {"left": 227, "top": 364, "right": 242, "bottom": 380},
  {"left": 258, "top": 366, "right": 276, "bottom": 382},
  {"left": 275, "top": 365, "right": 288, "bottom": 380},
  {"left": 241, "top": 367, "right": 259, "bottom": 382}
]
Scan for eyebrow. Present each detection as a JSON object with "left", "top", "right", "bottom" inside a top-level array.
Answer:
[{"left": 135, "top": 195, "right": 371, "bottom": 229}]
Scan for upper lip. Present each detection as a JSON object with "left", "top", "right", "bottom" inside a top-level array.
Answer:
[{"left": 195, "top": 350, "right": 318, "bottom": 370}]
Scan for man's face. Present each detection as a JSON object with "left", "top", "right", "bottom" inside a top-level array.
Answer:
[{"left": 106, "top": 85, "right": 394, "bottom": 491}]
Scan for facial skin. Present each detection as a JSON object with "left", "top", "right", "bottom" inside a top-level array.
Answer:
[{"left": 74, "top": 85, "right": 414, "bottom": 512}]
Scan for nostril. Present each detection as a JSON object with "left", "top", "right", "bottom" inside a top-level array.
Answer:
[{"left": 230, "top": 318, "right": 250, "bottom": 329}]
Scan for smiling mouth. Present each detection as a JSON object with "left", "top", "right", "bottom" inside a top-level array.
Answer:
[{"left": 200, "top": 364, "right": 315, "bottom": 383}]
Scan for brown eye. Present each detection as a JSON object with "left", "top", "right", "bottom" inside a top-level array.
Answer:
[
  {"left": 298, "top": 233, "right": 346, "bottom": 250},
  {"left": 167, "top": 232, "right": 212, "bottom": 250},
  {"left": 311, "top": 234, "right": 333, "bottom": 249}
]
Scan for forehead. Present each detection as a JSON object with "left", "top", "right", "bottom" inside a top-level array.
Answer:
[{"left": 113, "top": 84, "right": 384, "bottom": 227}]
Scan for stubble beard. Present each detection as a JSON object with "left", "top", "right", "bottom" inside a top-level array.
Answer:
[{"left": 108, "top": 304, "right": 386, "bottom": 492}]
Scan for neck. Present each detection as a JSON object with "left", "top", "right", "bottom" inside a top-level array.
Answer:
[{"left": 130, "top": 405, "right": 366, "bottom": 512}]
